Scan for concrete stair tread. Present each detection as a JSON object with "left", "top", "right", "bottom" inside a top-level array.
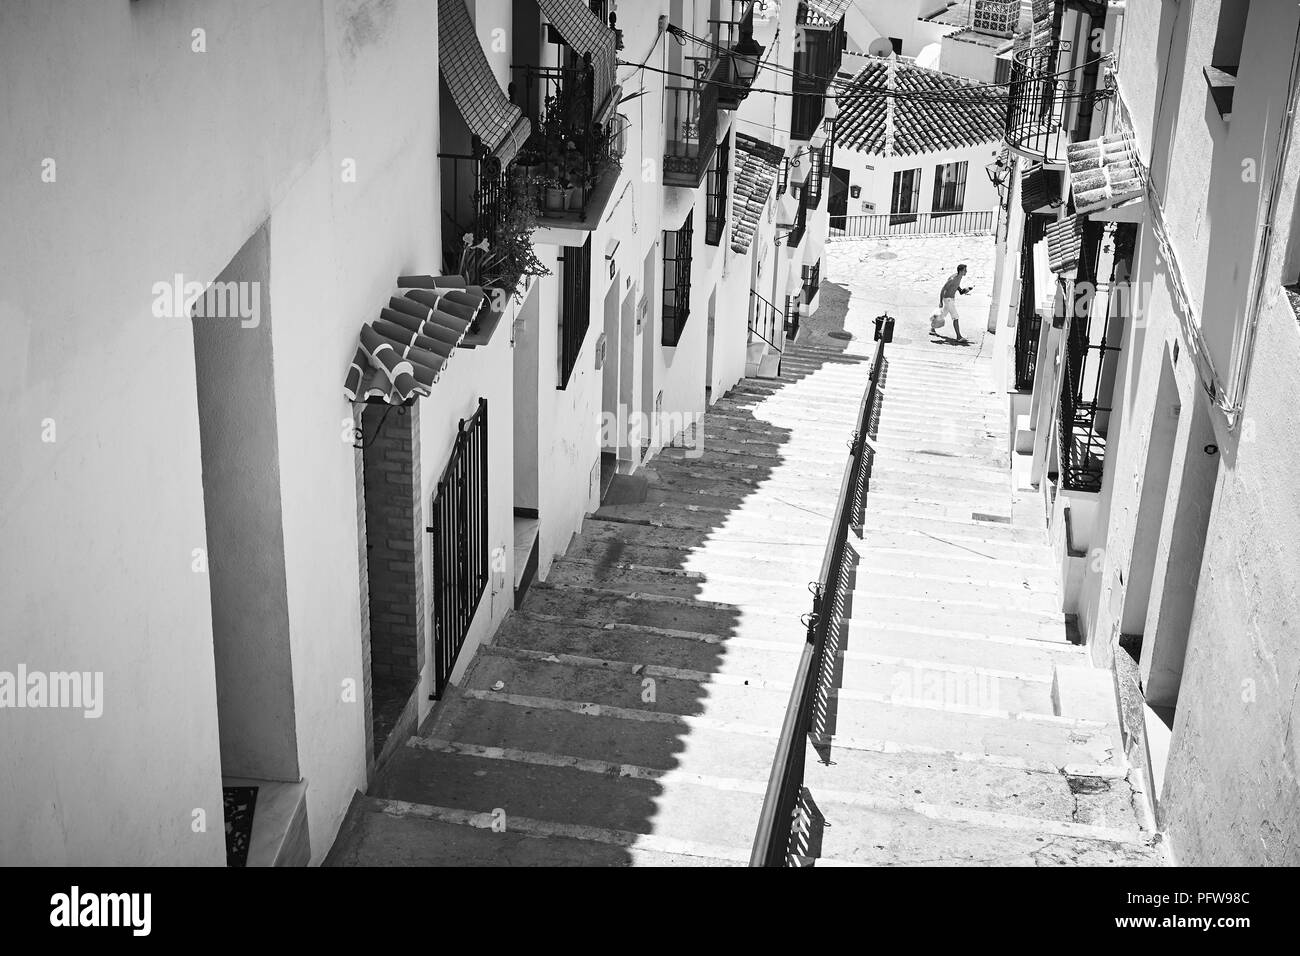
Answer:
[
  {"left": 802, "top": 746, "right": 1148, "bottom": 833},
  {"left": 327, "top": 795, "right": 744, "bottom": 867},
  {"left": 803, "top": 799, "right": 1161, "bottom": 866}
]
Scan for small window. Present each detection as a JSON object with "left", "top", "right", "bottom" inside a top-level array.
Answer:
[
  {"left": 889, "top": 37, "right": 903, "bottom": 55},
  {"left": 932, "top": 161, "right": 969, "bottom": 215}
]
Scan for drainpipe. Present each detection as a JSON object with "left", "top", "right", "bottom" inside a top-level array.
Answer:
[{"left": 1227, "top": 9, "right": 1300, "bottom": 430}]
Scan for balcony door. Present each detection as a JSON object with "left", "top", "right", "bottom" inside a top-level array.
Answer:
[{"left": 890, "top": 167, "right": 921, "bottom": 226}]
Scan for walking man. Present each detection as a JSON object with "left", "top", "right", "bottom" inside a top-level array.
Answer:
[{"left": 934, "top": 263, "right": 972, "bottom": 344}]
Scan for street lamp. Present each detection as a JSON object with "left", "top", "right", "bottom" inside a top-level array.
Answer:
[{"left": 731, "top": 28, "right": 764, "bottom": 86}]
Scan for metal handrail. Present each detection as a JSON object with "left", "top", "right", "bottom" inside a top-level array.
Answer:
[
  {"left": 750, "top": 334, "right": 887, "bottom": 866},
  {"left": 748, "top": 290, "right": 785, "bottom": 370}
]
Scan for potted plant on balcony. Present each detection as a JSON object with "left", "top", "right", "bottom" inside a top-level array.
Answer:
[{"left": 478, "top": 175, "right": 551, "bottom": 301}]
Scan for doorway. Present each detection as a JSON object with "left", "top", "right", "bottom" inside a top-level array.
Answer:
[
  {"left": 512, "top": 286, "right": 541, "bottom": 600},
  {"left": 359, "top": 401, "right": 423, "bottom": 764}
]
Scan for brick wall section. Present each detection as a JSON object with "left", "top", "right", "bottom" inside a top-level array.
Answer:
[
  {"left": 353, "top": 407, "right": 374, "bottom": 769},
  {"left": 361, "top": 404, "right": 420, "bottom": 689}
]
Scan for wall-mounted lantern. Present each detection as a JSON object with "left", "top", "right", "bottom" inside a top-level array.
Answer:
[{"left": 849, "top": 184, "right": 861, "bottom": 199}]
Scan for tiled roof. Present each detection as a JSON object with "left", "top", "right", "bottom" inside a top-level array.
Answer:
[
  {"left": 1067, "top": 132, "right": 1145, "bottom": 214},
  {"left": 800, "top": 0, "right": 851, "bottom": 29},
  {"left": 835, "top": 58, "right": 1007, "bottom": 157},
  {"left": 1044, "top": 214, "right": 1083, "bottom": 274},
  {"left": 730, "top": 134, "right": 785, "bottom": 254},
  {"left": 438, "top": 0, "right": 530, "bottom": 165},
  {"left": 343, "top": 275, "right": 486, "bottom": 405}
]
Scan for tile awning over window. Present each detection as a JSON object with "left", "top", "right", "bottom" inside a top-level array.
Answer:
[
  {"left": 1044, "top": 214, "right": 1083, "bottom": 274},
  {"left": 802, "top": 0, "right": 852, "bottom": 28},
  {"left": 537, "top": 0, "right": 619, "bottom": 119},
  {"left": 1067, "top": 132, "right": 1145, "bottom": 214},
  {"left": 1021, "top": 164, "right": 1061, "bottom": 212},
  {"left": 730, "top": 134, "right": 785, "bottom": 254},
  {"left": 343, "top": 275, "right": 487, "bottom": 405},
  {"left": 439, "top": 0, "right": 531, "bottom": 166}
]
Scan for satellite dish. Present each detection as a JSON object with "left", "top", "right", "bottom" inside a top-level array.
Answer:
[{"left": 867, "top": 37, "right": 895, "bottom": 58}]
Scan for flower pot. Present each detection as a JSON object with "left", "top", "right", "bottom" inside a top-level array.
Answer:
[{"left": 544, "top": 186, "right": 568, "bottom": 212}]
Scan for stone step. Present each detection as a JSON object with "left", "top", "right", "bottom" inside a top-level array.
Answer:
[
  {"left": 860, "top": 510, "right": 1047, "bottom": 546},
  {"left": 858, "top": 527, "right": 1053, "bottom": 564},
  {"left": 820, "top": 695, "right": 1122, "bottom": 768},
  {"left": 545, "top": 559, "right": 818, "bottom": 611},
  {"left": 373, "top": 740, "right": 764, "bottom": 853},
  {"left": 804, "top": 798, "right": 1160, "bottom": 866},
  {"left": 493, "top": 615, "right": 1059, "bottom": 712},
  {"left": 327, "top": 795, "right": 744, "bottom": 867},
  {"left": 837, "top": 618, "right": 1083, "bottom": 674},
  {"left": 849, "top": 595, "right": 1068, "bottom": 643},
  {"left": 849, "top": 564, "right": 1061, "bottom": 612},
  {"left": 570, "top": 517, "right": 826, "bottom": 560},
  {"left": 802, "top": 746, "right": 1146, "bottom": 831},
  {"left": 592, "top": 501, "right": 838, "bottom": 537},
  {"left": 857, "top": 547, "right": 1060, "bottom": 591},
  {"left": 521, "top": 582, "right": 801, "bottom": 643},
  {"left": 462, "top": 647, "right": 789, "bottom": 727},
  {"left": 427, "top": 690, "right": 784, "bottom": 782}
]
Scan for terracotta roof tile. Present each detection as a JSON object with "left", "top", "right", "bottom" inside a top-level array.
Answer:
[
  {"left": 1045, "top": 214, "right": 1083, "bottom": 274},
  {"left": 835, "top": 58, "right": 1007, "bottom": 158},
  {"left": 1066, "top": 132, "right": 1145, "bottom": 214},
  {"left": 730, "top": 133, "right": 785, "bottom": 254}
]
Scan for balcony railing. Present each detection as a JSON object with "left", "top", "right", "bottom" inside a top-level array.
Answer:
[
  {"left": 662, "top": 214, "right": 694, "bottom": 346},
  {"left": 438, "top": 146, "right": 509, "bottom": 288},
  {"left": 790, "top": 10, "right": 844, "bottom": 141},
  {"left": 1059, "top": 223, "right": 1123, "bottom": 493},
  {"left": 1014, "top": 217, "right": 1045, "bottom": 392},
  {"left": 829, "top": 210, "right": 996, "bottom": 238},
  {"left": 1005, "top": 41, "right": 1074, "bottom": 164},
  {"left": 751, "top": 333, "right": 887, "bottom": 866},
  {"left": 705, "top": 135, "right": 731, "bottom": 246},
  {"left": 801, "top": 259, "right": 821, "bottom": 304},
  {"left": 512, "top": 60, "right": 622, "bottom": 223},
  {"left": 784, "top": 186, "right": 809, "bottom": 248},
  {"left": 664, "top": 80, "right": 720, "bottom": 188}
]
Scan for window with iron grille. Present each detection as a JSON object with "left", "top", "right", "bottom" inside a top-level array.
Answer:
[
  {"left": 430, "top": 398, "right": 488, "bottom": 700},
  {"left": 804, "top": 146, "right": 825, "bottom": 208},
  {"left": 776, "top": 157, "right": 789, "bottom": 197},
  {"left": 784, "top": 293, "right": 799, "bottom": 338},
  {"left": 662, "top": 213, "right": 694, "bottom": 346},
  {"left": 932, "top": 161, "right": 968, "bottom": 214},
  {"left": 706, "top": 135, "right": 731, "bottom": 246},
  {"left": 890, "top": 167, "right": 921, "bottom": 224},
  {"left": 559, "top": 238, "right": 592, "bottom": 389},
  {"left": 802, "top": 259, "right": 821, "bottom": 303}
]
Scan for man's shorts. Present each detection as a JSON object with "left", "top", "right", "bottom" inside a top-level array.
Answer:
[{"left": 940, "top": 296, "right": 960, "bottom": 320}]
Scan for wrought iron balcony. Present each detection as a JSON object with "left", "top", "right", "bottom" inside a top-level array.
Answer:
[
  {"left": 1005, "top": 41, "right": 1073, "bottom": 164},
  {"left": 664, "top": 80, "right": 719, "bottom": 189},
  {"left": 707, "top": 1, "right": 765, "bottom": 111},
  {"left": 511, "top": 59, "right": 624, "bottom": 224},
  {"left": 790, "top": 6, "right": 844, "bottom": 141},
  {"left": 438, "top": 144, "right": 510, "bottom": 290}
]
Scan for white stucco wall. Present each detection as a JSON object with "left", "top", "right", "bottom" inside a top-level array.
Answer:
[{"left": 0, "top": 0, "right": 445, "bottom": 865}]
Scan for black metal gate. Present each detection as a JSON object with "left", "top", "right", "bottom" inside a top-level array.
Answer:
[{"left": 430, "top": 398, "right": 489, "bottom": 700}]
